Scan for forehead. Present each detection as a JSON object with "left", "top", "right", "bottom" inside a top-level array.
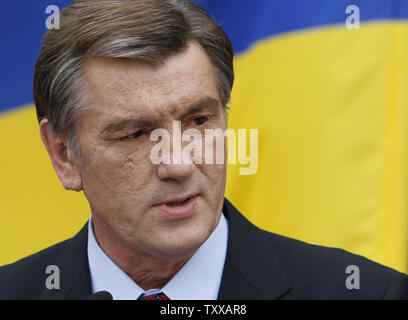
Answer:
[{"left": 82, "top": 41, "right": 220, "bottom": 122}]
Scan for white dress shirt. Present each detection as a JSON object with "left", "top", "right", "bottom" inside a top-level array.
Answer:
[{"left": 87, "top": 213, "right": 228, "bottom": 300}]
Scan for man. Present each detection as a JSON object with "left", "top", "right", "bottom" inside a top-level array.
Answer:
[{"left": 0, "top": 0, "right": 407, "bottom": 300}]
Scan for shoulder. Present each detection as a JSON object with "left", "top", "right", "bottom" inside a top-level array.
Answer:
[
  {"left": 223, "top": 198, "right": 408, "bottom": 299},
  {"left": 0, "top": 239, "right": 71, "bottom": 299},
  {"left": 261, "top": 229, "right": 408, "bottom": 299}
]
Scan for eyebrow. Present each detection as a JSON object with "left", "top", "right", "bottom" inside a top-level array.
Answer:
[
  {"left": 102, "top": 96, "right": 221, "bottom": 134},
  {"left": 103, "top": 118, "right": 156, "bottom": 134},
  {"left": 178, "top": 96, "right": 220, "bottom": 119}
]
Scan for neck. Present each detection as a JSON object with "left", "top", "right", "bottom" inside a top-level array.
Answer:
[
  {"left": 125, "top": 257, "right": 191, "bottom": 291},
  {"left": 91, "top": 215, "right": 195, "bottom": 291}
]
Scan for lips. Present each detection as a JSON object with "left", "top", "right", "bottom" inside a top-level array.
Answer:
[
  {"left": 153, "top": 193, "right": 199, "bottom": 219},
  {"left": 156, "top": 193, "right": 198, "bottom": 207},
  {"left": 166, "top": 196, "right": 194, "bottom": 207}
]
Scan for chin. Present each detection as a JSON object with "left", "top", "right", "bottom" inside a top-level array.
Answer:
[{"left": 152, "top": 225, "right": 213, "bottom": 261}]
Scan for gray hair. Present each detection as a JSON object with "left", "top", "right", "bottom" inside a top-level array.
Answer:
[{"left": 33, "top": 0, "right": 234, "bottom": 162}]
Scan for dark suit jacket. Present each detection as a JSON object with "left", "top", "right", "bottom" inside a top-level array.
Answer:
[{"left": 0, "top": 198, "right": 407, "bottom": 299}]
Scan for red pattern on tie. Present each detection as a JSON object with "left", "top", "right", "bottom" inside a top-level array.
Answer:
[{"left": 138, "top": 292, "right": 170, "bottom": 300}]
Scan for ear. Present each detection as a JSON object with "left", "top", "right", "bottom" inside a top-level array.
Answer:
[{"left": 39, "top": 119, "right": 83, "bottom": 191}]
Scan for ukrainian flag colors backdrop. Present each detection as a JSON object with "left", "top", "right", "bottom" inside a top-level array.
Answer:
[{"left": 1, "top": 1, "right": 407, "bottom": 273}]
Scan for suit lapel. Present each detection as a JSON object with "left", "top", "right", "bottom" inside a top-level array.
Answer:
[
  {"left": 218, "top": 199, "right": 292, "bottom": 300},
  {"left": 38, "top": 223, "right": 92, "bottom": 300}
]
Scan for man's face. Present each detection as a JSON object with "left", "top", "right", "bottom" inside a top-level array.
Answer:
[{"left": 75, "top": 41, "right": 227, "bottom": 260}]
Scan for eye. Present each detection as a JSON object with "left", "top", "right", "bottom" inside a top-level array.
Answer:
[
  {"left": 193, "top": 116, "right": 209, "bottom": 126},
  {"left": 125, "top": 130, "right": 145, "bottom": 139}
]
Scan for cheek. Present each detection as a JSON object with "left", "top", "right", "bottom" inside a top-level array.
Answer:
[
  {"left": 82, "top": 146, "right": 155, "bottom": 196},
  {"left": 198, "top": 162, "right": 227, "bottom": 194},
  {"left": 121, "top": 154, "right": 155, "bottom": 188}
]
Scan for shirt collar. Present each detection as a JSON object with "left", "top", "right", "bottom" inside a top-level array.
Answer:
[{"left": 87, "top": 214, "right": 228, "bottom": 300}]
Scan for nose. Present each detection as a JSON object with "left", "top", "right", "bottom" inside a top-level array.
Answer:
[
  {"left": 157, "top": 160, "right": 195, "bottom": 181},
  {"left": 154, "top": 120, "right": 197, "bottom": 181}
]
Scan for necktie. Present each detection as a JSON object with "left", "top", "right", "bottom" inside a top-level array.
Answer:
[{"left": 138, "top": 292, "right": 170, "bottom": 300}]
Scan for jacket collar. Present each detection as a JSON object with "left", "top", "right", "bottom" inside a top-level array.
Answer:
[
  {"left": 217, "top": 198, "right": 292, "bottom": 299},
  {"left": 37, "top": 198, "right": 291, "bottom": 299},
  {"left": 37, "top": 223, "right": 92, "bottom": 300}
]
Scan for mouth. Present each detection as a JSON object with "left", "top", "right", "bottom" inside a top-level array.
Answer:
[
  {"left": 153, "top": 193, "right": 199, "bottom": 219},
  {"left": 156, "top": 193, "right": 198, "bottom": 207},
  {"left": 165, "top": 195, "right": 195, "bottom": 207}
]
